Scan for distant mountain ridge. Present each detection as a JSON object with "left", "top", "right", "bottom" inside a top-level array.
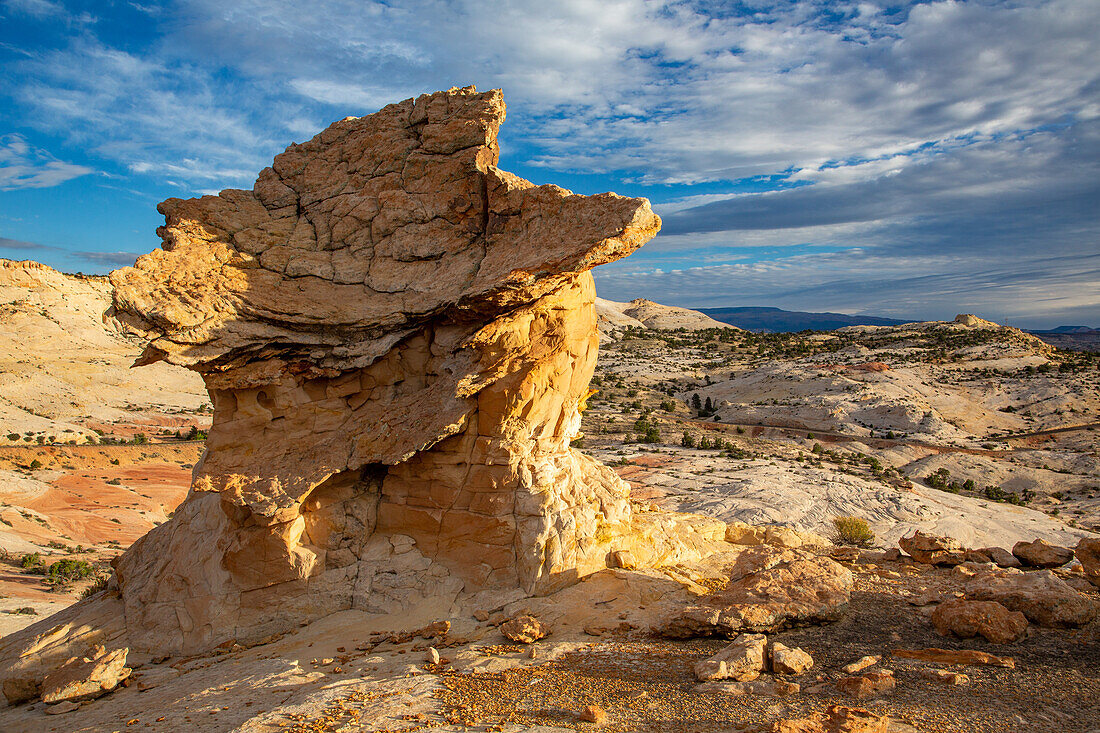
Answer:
[{"left": 697, "top": 306, "right": 908, "bottom": 332}]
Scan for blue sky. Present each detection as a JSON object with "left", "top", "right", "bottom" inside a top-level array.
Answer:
[{"left": 1, "top": 0, "right": 1097, "bottom": 328}]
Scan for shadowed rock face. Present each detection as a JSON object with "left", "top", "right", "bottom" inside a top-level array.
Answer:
[{"left": 101, "top": 86, "right": 663, "bottom": 654}]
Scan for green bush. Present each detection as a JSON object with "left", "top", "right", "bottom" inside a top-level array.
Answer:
[
  {"left": 681, "top": 431, "right": 696, "bottom": 448},
  {"left": 832, "top": 516, "right": 875, "bottom": 547},
  {"left": 19, "top": 552, "right": 43, "bottom": 570}
]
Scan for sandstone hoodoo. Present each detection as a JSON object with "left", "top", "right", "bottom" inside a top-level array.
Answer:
[{"left": 0, "top": 86, "right": 730, "bottom": 693}]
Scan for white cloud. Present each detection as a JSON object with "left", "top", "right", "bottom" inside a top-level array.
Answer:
[{"left": 0, "top": 133, "right": 92, "bottom": 190}]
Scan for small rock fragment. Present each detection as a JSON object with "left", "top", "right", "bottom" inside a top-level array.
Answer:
[
  {"left": 426, "top": 647, "right": 440, "bottom": 665},
  {"left": 609, "top": 550, "right": 636, "bottom": 569},
  {"left": 920, "top": 668, "right": 969, "bottom": 685},
  {"left": 500, "top": 615, "right": 549, "bottom": 644},
  {"left": 836, "top": 670, "right": 895, "bottom": 700},
  {"left": 579, "top": 704, "right": 608, "bottom": 725},
  {"left": 841, "top": 655, "right": 880, "bottom": 674}
]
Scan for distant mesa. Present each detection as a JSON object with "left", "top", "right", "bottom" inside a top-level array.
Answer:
[{"left": 698, "top": 306, "right": 908, "bottom": 333}]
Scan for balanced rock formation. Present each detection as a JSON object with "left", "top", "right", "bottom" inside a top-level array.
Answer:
[{"left": 1, "top": 87, "right": 729, "bottom": 698}]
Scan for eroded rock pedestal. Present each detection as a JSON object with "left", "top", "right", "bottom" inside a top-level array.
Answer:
[{"left": 0, "top": 88, "right": 733, "bottom": 694}]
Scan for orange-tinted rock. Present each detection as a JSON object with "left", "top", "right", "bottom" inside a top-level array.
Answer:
[
  {"left": 40, "top": 647, "right": 130, "bottom": 704},
  {"left": 500, "top": 615, "right": 549, "bottom": 644},
  {"left": 891, "top": 648, "right": 1015, "bottom": 668},
  {"left": 771, "top": 705, "right": 889, "bottom": 733},
  {"left": 659, "top": 549, "right": 852, "bottom": 638},
  {"left": 835, "top": 671, "right": 895, "bottom": 700},
  {"left": 965, "top": 567, "right": 1097, "bottom": 627},
  {"left": 931, "top": 598, "right": 1028, "bottom": 644},
  {"left": 1012, "top": 539, "right": 1073, "bottom": 568},
  {"left": 693, "top": 633, "right": 767, "bottom": 681},
  {"left": 899, "top": 531, "right": 965, "bottom": 566},
  {"left": 1078, "top": 537, "right": 1100, "bottom": 588}
]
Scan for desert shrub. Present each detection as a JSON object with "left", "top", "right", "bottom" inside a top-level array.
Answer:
[
  {"left": 29, "top": 459, "right": 42, "bottom": 470},
  {"left": 569, "top": 436, "right": 584, "bottom": 448},
  {"left": 44, "top": 559, "right": 96, "bottom": 589},
  {"left": 19, "top": 552, "right": 44, "bottom": 571},
  {"left": 6, "top": 433, "right": 18, "bottom": 441},
  {"left": 832, "top": 516, "right": 875, "bottom": 547},
  {"left": 640, "top": 426, "right": 661, "bottom": 444},
  {"left": 681, "top": 431, "right": 696, "bottom": 448},
  {"left": 660, "top": 400, "right": 676, "bottom": 412},
  {"left": 80, "top": 575, "right": 110, "bottom": 598}
]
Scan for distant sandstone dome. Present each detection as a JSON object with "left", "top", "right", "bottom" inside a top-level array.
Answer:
[{"left": 1, "top": 86, "right": 728, "bottom": 670}]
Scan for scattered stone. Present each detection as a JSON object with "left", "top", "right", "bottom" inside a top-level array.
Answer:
[
  {"left": 899, "top": 531, "right": 966, "bottom": 566},
  {"left": 417, "top": 621, "right": 450, "bottom": 638},
  {"left": 931, "top": 598, "right": 1029, "bottom": 644},
  {"left": 965, "top": 568, "right": 1098, "bottom": 627},
  {"left": 661, "top": 549, "right": 853, "bottom": 637},
  {"left": 769, "top": 641, "right": 814, "bottom": 675},
  {"left": 500, "top": 615, "right": 549, "bottom": 644},
  {"left": 474, "top": 610, "right": 490, "bottom": 622},
  {"left": 881, "top": 548, "right": 902, "bottom": 562},
  {"left": 1075, "top": 537, "right": 1100, "bottom": 588},
  {"left": 920, "top": 669, "right": 969, "bottom": 685},
  {"left": 842, "top": 655, "right": 880, "bottom": 674},
  {"left": 41, "top": 646, "right": 131, "bottom": 704},
  {"left": 975, "top": 546, "right": 1021, "bottom": 568},
  {"left": 771, "top": 705, "right": 889, "bottom": 733},
  {"left": 906, "top": 590, "right": 942, "bottom": 607},
  {"left": 426, "top": 647, "right": 440, "bottom": 665},
  {"left": 694, "top": 633, "right": 767, "bottom": 681},
  {"left": 44, "top": 700, "right": 80, "bottom": 715},
  {"left": 579, "top": 704, "right": 608, "bottom": 725},
  {"left": 829, "top": 547, "right": 860, "bottom": 563},
  {"left": 835, "top": 670, "right": 895, "bottom": 700},
  {"left": 891, "top": 648, "right": 1015, "bottom": 668},
  {"left": 1012, "top": 539, "right": 1074, "bottom": 568}
]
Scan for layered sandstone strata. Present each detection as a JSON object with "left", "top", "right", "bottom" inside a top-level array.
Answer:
[{"left": 0, "top": 85, "right": 731, "bottom": 671}]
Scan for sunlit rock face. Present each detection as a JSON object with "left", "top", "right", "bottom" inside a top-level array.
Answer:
[{"left": 106, "top": 86, "right": 664, "bottom": 653}]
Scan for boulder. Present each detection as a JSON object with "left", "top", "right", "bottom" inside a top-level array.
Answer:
[
  {"left": 771, "top": 705, "right": 889, "bottom": 733},
  {"left": 1012, "top": 539, "right": 1073, "bottom": 568},
  {"left": 965, "top": 568, "right": 1097, "bottom": 627},
  {"left": 769, "top": 641, "right": 814, "bottom": 675},
  {"left": 1077, "top": 537, "right": 1100, "bottom": 588},
  {"left": 500, "top": 615, "right": 549, "bottom": 644},
  {"left": 930, "top": 598, "right": 1028, "bottom": 644},
  {"left": 899, "top": 531, "right": 966, "bottom": 566},
  {"left": 579, "top": 704, "right": 608, "bottom": 725},
  {"left": 660, "top": 549, "right": 853, "bottom": 638},
  {"left": 693, "top": 633, "right": 767, "bottom": 681},
  {"left": 40, "top": 647, "right": 130, "bottom": 704},
  {"left": 975, "top": 546, "right": 1021, "bottom": 568}
]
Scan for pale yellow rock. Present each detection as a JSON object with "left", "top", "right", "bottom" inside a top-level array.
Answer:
[{"left": 0, "top": 87, "right": 732, "bottom": 699}]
